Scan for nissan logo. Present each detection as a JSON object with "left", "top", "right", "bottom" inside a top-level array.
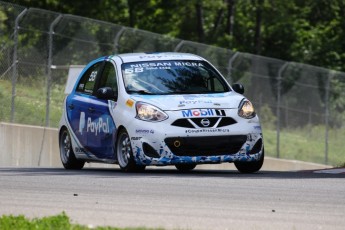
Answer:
[{"left": 200, "top": 118, "right": 210, "bottom": 127}]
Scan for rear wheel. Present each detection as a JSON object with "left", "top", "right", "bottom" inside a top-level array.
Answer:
[
  {"left": 59, "top": 128, "right": 85, "bottom": 170},
  {"left": 116, "top": 129, "right": 145, "bottom": 172},
  {"left": 175, "top": 163, "right": 197, "bottom": 172},
  {"left": 234, "top": 149, "right": 264, "bottom": 173}
]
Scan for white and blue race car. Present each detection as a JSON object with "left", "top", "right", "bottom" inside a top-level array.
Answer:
[{"left": 59, "top": 52, "right": 264, "bottom": 173}]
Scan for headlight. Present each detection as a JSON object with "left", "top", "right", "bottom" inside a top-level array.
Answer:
[
  {"left": 238, "top": 99, "right": 256, "bottom": 119},
  {"left": 136, "top": 102, "right": 168, "bottom": 122}
]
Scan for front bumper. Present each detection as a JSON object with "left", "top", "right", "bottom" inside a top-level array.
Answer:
[{"left": 124, "top": 108, "right": 264, "bottom": 166}]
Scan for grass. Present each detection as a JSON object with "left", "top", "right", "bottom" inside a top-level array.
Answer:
[
  {"left": 0, "top": 212, "right": 163, "bottom": 230},
  {"left": 0, "top": 79, "right": 65, "bottom": 127},
  {"left": 262, "top": 125, "right": 345, "bottom": 166},
  {"left": 0, "top": 79, "right": 344, "bottom": 166}
]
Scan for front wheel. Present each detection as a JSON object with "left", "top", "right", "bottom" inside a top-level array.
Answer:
[
  {"left": 59, "top": 128, "right": 85, "bottom": 170},
  {"left": 116, "top": 129, "right": 146, "bottom": 172},
  {"left": 234, "top": 149, "right": 264, "bottom": 173}
]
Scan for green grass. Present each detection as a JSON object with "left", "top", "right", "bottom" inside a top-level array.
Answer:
[
  {"left": 0, "top": 79, "right": 65, "bottom": 127},
  {"left": 0, "top": 212, "right": 163, "bottom": 230},
  {"left": 262, "top": 125, "right": 345, "bottom": 166},
  {"left": 0, "top": 79, "right": 344, "bottom": 166}
]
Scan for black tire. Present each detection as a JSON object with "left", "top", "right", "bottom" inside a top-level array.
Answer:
[
  {"left": 59, "top": 128, "right": 85, "bottom": 170},
  {"left": 234, "top": 149, "right": 264, "bottom": 173},
  {"left": 116, "top": 129, "right": 146, "bottom": 172},
  {"left": 175, "top": 163, "right": 197, "bottom": 172}
]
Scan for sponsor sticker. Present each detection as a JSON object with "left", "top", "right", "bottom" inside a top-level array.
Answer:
[
  {"left": 181, "top": 109, "right": 226, "bottom": 117},
  {"left": 182, "top": 109, "right": 214, "bottom": 117},
  {"left": 124, "top": 61, "right": 204, "bottom": 73},
  {"left": 86, "top": 117, "right": 110, "bottom": 136},
  {"left": 79, "top": 112, "right": 111, "bottom": 136},
  {"left": 185, "top": 128, "right": 230, "bottom": 134},
  {"left": 136, "top": 129, "right": 154, "bottom": 134},
  {"left": 79, "top": 112, "right": 86, "bottom": 135},
  {"left": 179, "top": 100, "right": 213, "bottom": 105},
  {"left": 129, "top": 62, "right": 172, "bottom": 68}
]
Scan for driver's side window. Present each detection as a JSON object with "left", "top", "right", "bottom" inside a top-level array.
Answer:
[
  {"left": 200, "top": 67, "right": 226, "bottom": 92},
  {"left": 76, "top": 62, "right": 103, "bottom": 95},
  {"left": 97, "top": 61, "right": 118, "bottom": 100}
]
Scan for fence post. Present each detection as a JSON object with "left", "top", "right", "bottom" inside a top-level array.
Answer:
[
  {"left": 324, "top": 71, "right": 332, "bottom": 165},
  {"left": 113, "top": 27, "right": 126, "bottom": 54},
  {"left": 226, "top": 52, "right": 239, "bottom": 84},
  {"left": 11, "top": 8, "right": 27, "bottom": 123},
  {"left": 46, "top": 14, "right": 63, "bottom": 127},
  {"left": 174, "top": 40, "right": 186, "bottom": 52},
  {"left": 276, "top": 62, "right": 289, "bottom": 158}
]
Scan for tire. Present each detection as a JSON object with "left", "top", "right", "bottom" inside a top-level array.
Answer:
[
  {"left": 175, "top": 163, "right": 197, "bottom": 172},
  {"left": 59, "top": 128, "right": 85, "bottom": 170},
  {"left": 116, "top": 129, "right": 146, "bottom": 172},
  {"left": 234, "top": 149, "right": 264, "bottom": 173}
]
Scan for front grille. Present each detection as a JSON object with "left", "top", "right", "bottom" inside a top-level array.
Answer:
[
  {"left": 192, "top": 117, "right": 220, "bottom": 127},
  {"left": 165, "top": 135, "right": 247, "bottom": 156},
  {"left": 171, "top": 117, "right": 237, "bottom": 129},
  {"left": 217, "top": 117, "right": 237, "bottom": 127},
  {"left": 171, "top": 119, "right": 194, "bottom": 128}
]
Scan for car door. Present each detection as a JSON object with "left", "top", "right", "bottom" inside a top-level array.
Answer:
[
  {"left": 85, "top": 61, "right": 117, "bottom": 160},
  {"left": 66, "top": 61, "right": 103, "bottom": 155}
]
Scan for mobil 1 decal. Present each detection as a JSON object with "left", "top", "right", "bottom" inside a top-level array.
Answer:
[{"left": 181, "top": 109, "right": 226, "bottom": 117}]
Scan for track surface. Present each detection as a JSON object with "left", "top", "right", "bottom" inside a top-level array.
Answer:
[{"left": 0, "top": 167, "right": 344, "bottom": 230}]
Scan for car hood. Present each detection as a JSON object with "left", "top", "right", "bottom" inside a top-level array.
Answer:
[{"left": 130, "top": 92, "right": 244, "bottom": 110}]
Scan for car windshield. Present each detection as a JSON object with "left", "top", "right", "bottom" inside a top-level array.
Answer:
[{"left": 121, "top": 60, "right": 230, "bottom": 95}]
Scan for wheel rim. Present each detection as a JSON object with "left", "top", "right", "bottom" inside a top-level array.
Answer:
[
  {"left": 117, "top": 132, "right": 132, "bottom": 168},
  {"left": 60, "top": 130, "right": 71, "bottom": 163}
]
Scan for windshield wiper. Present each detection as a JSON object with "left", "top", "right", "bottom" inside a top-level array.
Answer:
[
  {"left": 171, "top": 90, "right": 212, "bottom": 94},
  {"left": 126, "top": 90, "right": 155, "bottom": 95}
]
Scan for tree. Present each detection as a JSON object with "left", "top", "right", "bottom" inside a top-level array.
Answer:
[{"left": 7, "top": 0, "right": 345, "bottom": 72}]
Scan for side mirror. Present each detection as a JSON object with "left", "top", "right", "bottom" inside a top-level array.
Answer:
[
  {"left": 96, "top": 87, "right": 117, "bottom": 100},
  {"left": 232, "top": 83, "right": 244, "bottom": 95}
]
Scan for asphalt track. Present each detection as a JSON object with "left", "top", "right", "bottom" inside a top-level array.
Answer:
[{"left": 0, "top": 167, "right": 344, "bottom": 230}]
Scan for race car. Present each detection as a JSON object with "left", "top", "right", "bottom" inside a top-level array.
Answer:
[{"left": 59, "top": 52, "right": 264, "bottom": 173}]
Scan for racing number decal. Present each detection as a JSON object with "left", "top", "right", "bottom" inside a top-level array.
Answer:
[
  {"left": 88, "top": 71, "right": 97, "bottom": 81},
  {"left": 125, "top": 68, "right": 143, "bottom": 73}
]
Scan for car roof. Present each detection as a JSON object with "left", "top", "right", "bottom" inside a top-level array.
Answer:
[{"left": 115, "top": 52, "right": 204, "bottom": 63}]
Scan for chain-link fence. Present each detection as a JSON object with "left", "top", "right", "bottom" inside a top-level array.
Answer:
[{"left": 1, "top": 1, "right": 344, "bottom": 166}]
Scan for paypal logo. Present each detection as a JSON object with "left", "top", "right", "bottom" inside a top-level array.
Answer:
[
  {"left": 79, "top": 112, "right": 110, "bottom": 136},
  {"left": 87, "top": 117, "right": 110, "bottom": 136},
  {"left": 79, "top": 112, "right": 86, "bottom": 135}
]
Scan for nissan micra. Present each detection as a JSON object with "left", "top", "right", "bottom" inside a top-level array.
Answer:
[{"left": 59, "top": 52, "right": 264, "bottom": 173}]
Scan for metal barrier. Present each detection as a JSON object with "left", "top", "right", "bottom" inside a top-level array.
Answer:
[{"left": 1, "top": 1, "right": 344, "bottom": 165}]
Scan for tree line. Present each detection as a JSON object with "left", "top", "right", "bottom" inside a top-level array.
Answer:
[{"left": 8, "top": 0, "right": 345, "bottom": 72}]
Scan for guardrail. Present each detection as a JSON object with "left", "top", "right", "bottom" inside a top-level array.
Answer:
[{"left": 0, "top": 122, "right": 330, "bottom": 171}]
